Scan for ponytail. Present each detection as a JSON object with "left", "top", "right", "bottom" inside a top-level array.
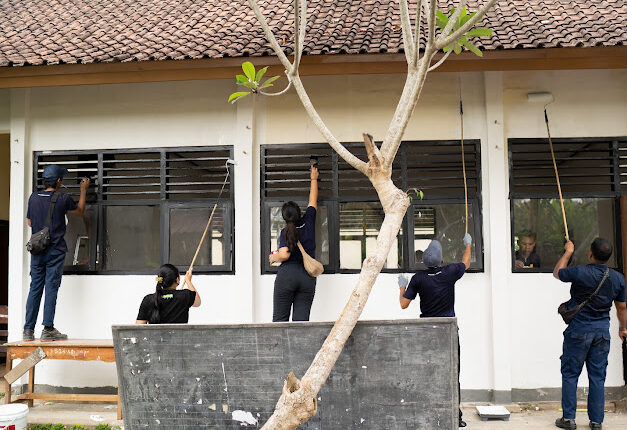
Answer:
[
  {"left": 281, "top": 201, "right": 301, "bottom": 253},
  {"left": 149, "top": 264, "right": 179, "bottom": 324}
]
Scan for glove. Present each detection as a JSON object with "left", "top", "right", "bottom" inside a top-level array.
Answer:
[
  {"left": 463, "top": 233, "right": 472, "bottom": 246},
  {"left": 397, "top": 274, "right": 409, "bottom": 289}
]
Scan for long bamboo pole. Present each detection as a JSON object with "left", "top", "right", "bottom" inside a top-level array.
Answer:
[
  {"left": 545, "top": 108, "right": 569, "bottom": 241},
  {"left": 459, "top": 78, "right": 468, "bottom": 235}
]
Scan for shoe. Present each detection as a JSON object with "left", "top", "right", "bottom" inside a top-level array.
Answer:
[
  {"left": 22, "top": 329, "right": 34, "bottom": 342},
  {"left": 459, "top": 420, "right": 467, "bottom": 428},
  {"left": 589, "top": 422, "right": 602, "bottom": 430},
  {"left": 40, "top": 327, "right": 68, "bottom": 342},
  {"left": 556, "top": 417, "right": 577, "bottom": 429}
]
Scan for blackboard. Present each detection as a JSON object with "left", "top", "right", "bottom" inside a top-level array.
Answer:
[{"left": 113, "top": 319, "right": 458, "bottom": 429}]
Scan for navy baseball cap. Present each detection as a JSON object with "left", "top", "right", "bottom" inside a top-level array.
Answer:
[
  {"left": 423, "top": 240, "right": 443, "bottom": 267},
  {"left": 42, "top": 165, "right": 69, "bottom": 180}
]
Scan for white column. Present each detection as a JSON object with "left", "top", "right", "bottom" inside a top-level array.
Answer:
[
  {"left": 233, "top": 94, "right": 256, "bottom": 322},
  {"left": 483, "top": 72, "right": 513, "bottom": 403},
  {"left": 7, "top": 88, "right": 31, "bottom": 341}
]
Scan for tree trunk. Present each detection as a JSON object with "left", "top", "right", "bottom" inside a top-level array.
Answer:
[{"left": 262, "top": 173, "right": 409, "bottom": 429}]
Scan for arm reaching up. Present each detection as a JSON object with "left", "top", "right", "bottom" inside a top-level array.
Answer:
[
  {"left": 553, "top": 240, "right": 574, "bottom": 279},
  {"left": 462, "top": 233, "right": 472, "bottom": 269}
]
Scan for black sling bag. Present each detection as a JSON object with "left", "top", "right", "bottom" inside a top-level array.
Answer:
[
  {"left": 558, "top": 267, "right": 610, "bottom": 324},
  {"left": 26, "top": 192, "right": 59, "bottom": 255}
]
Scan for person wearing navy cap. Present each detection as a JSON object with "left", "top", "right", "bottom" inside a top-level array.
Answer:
[
  {"left": 24, "top": 165, "right": 90, "bottom": 341},
  {"left": 397, "top": 234, "right": 472, "bottom": 428}
]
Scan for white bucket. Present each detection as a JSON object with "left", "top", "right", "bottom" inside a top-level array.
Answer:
[{"left": 0, "top": 403, "right": 28, "bottom": 430}]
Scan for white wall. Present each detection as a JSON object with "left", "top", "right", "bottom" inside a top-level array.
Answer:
[{"left": 6, "top": 69, "right": 627, "bottom": 395}]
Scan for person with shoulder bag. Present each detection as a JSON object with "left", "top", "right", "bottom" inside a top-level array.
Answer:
[
  {"left": 23, "top": 165, "right": 89, "bottom": 342},
  {"left": 269, "top": 164, "right": 320, "bottom": 321},
  {"left": 553, "top": 238, "right": 627, "bottom": 430}
]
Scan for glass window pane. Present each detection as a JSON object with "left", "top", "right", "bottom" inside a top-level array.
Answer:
[
  {"left": 413, "top": 204, "right": 475, "bottom": 265},
  {"left": 169, "top": 206, "right": 228, "bottom": 268},
  {"left": 512, "top": 198, "right": 616, "bottom": 271},
  {"left": 104, "top": 206, "right": 160, "bottom": 271},
  {"left": 340, "top": 202, "right": 402, "bottom": 270},
  {"left": 64, "top": 205, "right": 96, "bottom": 269},
  {"left": 269, "top": 205, "right": 329, "bottom": 265}
]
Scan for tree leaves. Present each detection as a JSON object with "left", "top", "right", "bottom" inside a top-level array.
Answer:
[
  {"left": 436, "top": 7, "right": 494, "bottom": 57},
  {"left": 228, "top": 62, "right": 282, "bottom": 103}
]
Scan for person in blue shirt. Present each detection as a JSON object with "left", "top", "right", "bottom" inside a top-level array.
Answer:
[
  {"left": 269, "top": 165, "right": 318, "bottom": 322},
  {"left": 553, "top": 238, "right": 627, "bottom": 430},
  {"left": 398, "top": 234, "right": 472, "bottom": 428},
  {"left": 24, "top": 165, "right": 89, "bottom": 341}
]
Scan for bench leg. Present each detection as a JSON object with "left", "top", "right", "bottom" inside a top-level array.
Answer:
[
  {"left": 117, "top": 386, "right": 122, "bottom": 420},
  {"left": 27, "top": 366, "right": 34, "bottom": 408},
  {"left": 3, "top": 355, "right": 11, "bottom": 405}
]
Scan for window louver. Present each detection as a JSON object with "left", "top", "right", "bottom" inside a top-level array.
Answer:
[
  {"left": 166, "top": 149, "right": 232, "bottom": 199},
  {"left": 35, "top": 153, "right": 99, "bottom": 197},
  {"left": 102, "top": 152, "right": 161, "bottom": 199}
]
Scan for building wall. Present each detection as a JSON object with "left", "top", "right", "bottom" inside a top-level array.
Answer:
[
  {"left": 0, "top": 134, "right": 9, "bottom": 221},
  {"left": 5, "top": 69, "right": 627, "bottom": 397}
]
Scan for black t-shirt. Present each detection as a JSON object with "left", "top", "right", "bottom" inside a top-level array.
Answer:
[
  {"left": 137, "top": 289, "right": 197, "bottom": 324},
  {"left": 279, "top": 206, "right": 316, "bottom": 265},
  {"left": 515, "top": 251, "right": 541, "bottom": 268},
  {"left": 403, "top": 262, "right": 466, "bottom": 318},
  {"left": 27, "top": 190, "right": 78, "bottom": 252}
]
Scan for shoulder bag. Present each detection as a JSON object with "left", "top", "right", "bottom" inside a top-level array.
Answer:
[
  {"left": 297, "top": 241, "right": 324, "bottom": 277},
  {"left": 26, "top": 192, "right": 59, "bottom": 255},
  {"left": 558, "top": 267, "right": 610, "bottom": 324}
]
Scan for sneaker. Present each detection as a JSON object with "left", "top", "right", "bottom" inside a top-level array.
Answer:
[
  {"left": 459, "top": 420, "right": 467, "bottom": 428},
  {"left": 589, "top": 422, "right": 602, "bottom": 430},
  {"left": 556, "top": 417, "right": 577, "bottom": 429},
  {"left": 40, "top": 327, "right": 68, "bottom": 342},
  {"left": 22, "top": 329, "right": 34, "bottom": 342}
]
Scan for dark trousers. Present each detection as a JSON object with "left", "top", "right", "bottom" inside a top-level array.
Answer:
[
  {"left": 561, "top": 330, "right": 610, "bottom": 424},
  {"left": 25, "top": 247, "right": 65, "bottom": 330},
  {"left": 273, "top": 263, "right": 316, "bottom": 322}
]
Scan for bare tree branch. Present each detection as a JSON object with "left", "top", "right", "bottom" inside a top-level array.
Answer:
[
  {"left": 411, "top": 0, "right": 424, "bottom": 66},
  {"left": 259, "top": 77, "right": 293, "bottom": 96},
  {"left": 440, "top": 0, "right": 466, "bottom": 41},
  {"left": 436, "top": 0, "right": 498, "bottom": 50},
  {"left": 297, "top": 0, "right": 307, "bottom": 67},
  {"left": 427, "top": 49, "right": 452, "bottom": 71},
  {"left": 247, "top": 0, "right": 294, "bottom": 73},
  {"left": 399, "top": 0, "right": 415, "bottom": 64},
  {"left": 291, "top": 76, "right": 368, "bottom": 174},
  {"left": 293, "top": 0, "right": 301, "bottom": 70},
  {"left": 426, "top": 0, "right": 438, "bottom": 49}
]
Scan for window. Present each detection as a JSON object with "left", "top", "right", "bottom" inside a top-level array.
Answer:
[
  {"left": 261, "top": 141, "right": 483, "bottom": 273},
  {"left": 33, "top": 147, "right": 234, "bottom": 274},
  {"left": 509, "top": 138, "right": 625, "bottom": 272}
]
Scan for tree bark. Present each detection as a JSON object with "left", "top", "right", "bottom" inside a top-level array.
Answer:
[{"left": 262, "top": 172, "right": 409, "bottom": 429}]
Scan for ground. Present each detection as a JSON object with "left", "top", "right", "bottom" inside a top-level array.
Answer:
[{"left": 22, "top": 402, "right": 627, "bottom": 429}]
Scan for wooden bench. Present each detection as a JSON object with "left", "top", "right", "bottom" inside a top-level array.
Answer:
[{"left": 4, "top": 339, "right": 121, "bottom": 419}]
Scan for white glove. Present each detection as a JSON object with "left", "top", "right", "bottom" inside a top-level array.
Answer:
[
  {"left": 397, "top": 274, "right": 409, "bottom": 289},
  {"left": 463, "top": 233, "right": 472, "bottom": 246}
]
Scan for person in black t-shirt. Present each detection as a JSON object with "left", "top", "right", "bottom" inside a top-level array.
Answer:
[
  {"left": 136, "top": 264, "right": 201, "bottom": 324},
  {"left": 269, "top": 165, "right": 318, "bottom": 321},
  {"left": 397, "top": 234, "right": 472, "bottom": 428}
]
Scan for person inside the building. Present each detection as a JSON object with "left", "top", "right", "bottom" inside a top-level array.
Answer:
[
  {"left": 515, "top": 230, "right": 541, "bottom": 269},
  {"left": 24, "top": 165, "right": 90, "bottom": 342},
  {"left": 553, "top": 238, "right": 627, "bottom": 430},
  {"left": 397, "top": 234, "right": 472, "bottom": 428},
  {"left": 269, "top": 165, "right": 319, "bottom": 322},
  {"left": 136, "top": 264, "right": 201, "bottom": 324}
]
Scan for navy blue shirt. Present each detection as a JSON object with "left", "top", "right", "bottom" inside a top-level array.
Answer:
[
  {"left": 279, "top": 206, "right": 316, "bottom": 265},
  {"left": 558, "top": 264, "right": 626, "bottom": 333},
  {"left": 403, "top": 262, "right": 466, "bottom": 318},
  {"left": 26, "top": 190, "right": 78, "bottom": 253}
]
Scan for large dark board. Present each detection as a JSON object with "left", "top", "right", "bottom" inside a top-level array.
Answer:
[{"left": 113, "top": 319, "right": 458, "bottom": 429}]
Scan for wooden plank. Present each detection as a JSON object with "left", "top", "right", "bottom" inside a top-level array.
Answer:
[
  {"left": 3, "top": 356, "right": 11, "bottom": 405},
  {"left": 3, "top": 347, "right": 45, "bottom": 385},
  {"left": 14, "top": 393, "right": 118, "bottom": 402},
  {"left": 5, "top": 339, "right": 113, "bottom": 348},
  {"left": 9, "top": 346, "right": 115, "bottom": 362}
]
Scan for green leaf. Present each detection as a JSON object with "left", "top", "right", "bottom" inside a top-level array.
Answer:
[
  {"left": 240, "top": 81, "right": 257, "bottom": 90},
  {"left": 443, "top": 44, "right": 452, "bottom": 53},
  {"left": 228, "top": 91, "right": 250, "bottom": 103},
  {"left": 407, "top": 195, "right": 413, "bottom": 202},
  {"left": 236, "top": 74, "right": 248, "bottom": 84},
  {"left": 255, "top": 66, "right": 268, "bottom": 82},
  {"left": 453, "top": 43, "right": 462, "bottom": 54},
  {"left": 259, "top": 75, "right": 280, "bottom": 89},
  {"left": 466, "top": 27, "right": 493, "bottom": 38},
  {"left": 412, "top": 187, "right": 419, "bottom": 195},
  {"left": 436, "top": 10, "right": 449, "bottom": 24},
  {"left": 419, "top": 190, "right": 424, "bottom": 200},
  {"left": 463, "top": 40, "right": 483, "bottom": 57},
  {"left": 242, "top": 61, "right": 256, "bottom": 81}
]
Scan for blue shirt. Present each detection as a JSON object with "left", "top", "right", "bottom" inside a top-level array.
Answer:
[
  {"left": 26, "top": 190, "right": 78, "bottom": 253},
  {"left": 403, "top": 262, "right": 467, "bottom": 318},
  {"left": 279, "top": 206, "right": 316, "bottom": 265},
  {"left": 558, "top": 264, "right": 626, "bottom": 333}
]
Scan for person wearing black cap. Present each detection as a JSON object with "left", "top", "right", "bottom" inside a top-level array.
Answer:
[
  {"left": 24, "top": 165, "right": 90, "bottom": 341},
  {"left": 397, "top": 234, "right": 472, "bottom": 429}
]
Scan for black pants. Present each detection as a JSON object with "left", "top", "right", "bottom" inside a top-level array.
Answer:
[{"left": 273, "top": 263, "right": 316, "bottom": 322}]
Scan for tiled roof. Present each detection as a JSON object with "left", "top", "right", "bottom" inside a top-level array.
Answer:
[{"left": 0, "top": 0, "right": 624, "bottom": 67}]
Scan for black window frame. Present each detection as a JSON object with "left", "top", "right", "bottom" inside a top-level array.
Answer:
[
  {"left": 33, "top": 146, "right": 235, "bottom": 275},
  {"left": 508, "top": 137, "right": 626, "bottom": 273},
  {"left": 261, "top": 140, "right": 484, "bottom": 274}
]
